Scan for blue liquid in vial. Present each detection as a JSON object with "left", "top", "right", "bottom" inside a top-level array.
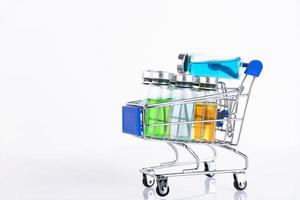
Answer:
[{"left": 188, "top": 57, "right": 242, "bottom": 79}]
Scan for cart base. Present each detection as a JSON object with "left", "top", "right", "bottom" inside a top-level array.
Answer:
[{"left": 140, "top": 143, "right": 248, "bottom": 197}]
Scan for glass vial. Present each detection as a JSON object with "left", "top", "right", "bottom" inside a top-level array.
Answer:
[
  {"left": 193, "top": 77, "right": 218, "bottom": 142},
  {"left": 170, "top": 74, "right": 197, "bottom": 141},
  {"left": 144, "top": 71, "right": 173, "bottom": 139}
]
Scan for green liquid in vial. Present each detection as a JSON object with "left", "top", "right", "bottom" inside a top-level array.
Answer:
[{"left": 145, "top": 98, "right": 172, "bottom": 139}]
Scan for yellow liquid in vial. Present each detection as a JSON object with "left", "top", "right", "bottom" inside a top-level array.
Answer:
[{"left": 193, "top": 102, "right": 217, "bottom": 142}]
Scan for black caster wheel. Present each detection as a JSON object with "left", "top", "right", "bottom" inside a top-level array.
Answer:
[
  {"left": 156, "top": 175, "right": 169, "bottom": 197},
  {"left": 156, "top": 185, "right": 170, "bottom": 197},
  {"left": 142, "top": 173, "right": 155, "bottom": 188},
  {"left": 204, "top": 162, "right": 215, "bottom": 177},
  {"left": 233, "top": 173, "right": 247, "bottom": 191}
]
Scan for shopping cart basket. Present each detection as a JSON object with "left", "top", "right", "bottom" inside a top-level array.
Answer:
[{"left": 122, "top": 59, "right": 263, "bottom": 197}]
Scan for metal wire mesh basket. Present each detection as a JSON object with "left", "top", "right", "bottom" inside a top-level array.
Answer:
[{"left": 122, "top": 59, "right": 263, "bottom": 196}]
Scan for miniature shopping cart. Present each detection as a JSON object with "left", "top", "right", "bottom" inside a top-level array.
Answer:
[{"left": 122, "top": 59, "right": 263, "bottom": 197}]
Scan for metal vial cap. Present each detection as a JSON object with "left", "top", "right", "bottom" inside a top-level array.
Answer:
[
  {"left": 152, "top": 71, "right": 174, "bottom": 81},
  {"left": 197, "top": 77, "right": 218, "bottom": 85},
  {"left": 174, "top": 73, "right": 195, "bottom": 83},
  {"left": 177, "top": 53, "right": 189, "bottom": 73},
  {"left": 142, "top": 70, "right": 153, "bottom": 84},
  {"left": 194, "top": 76, "right": 218, "bottom": 90}
]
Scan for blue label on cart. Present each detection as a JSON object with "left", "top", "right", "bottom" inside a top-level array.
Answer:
[{"left": 122, "top": 106, "right": 142, "bottom": 136}]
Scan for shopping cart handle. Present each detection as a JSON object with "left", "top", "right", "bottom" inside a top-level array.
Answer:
[{"left": 242, "top": 60, "right": 263, "bottom": 77}]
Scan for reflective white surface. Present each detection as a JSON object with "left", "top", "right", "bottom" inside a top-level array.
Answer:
[
  {"left": 0, "top": 0, "right": 299, "bottom": 199},
  {"left": 0, "top": 147, "right": 299, "bottom": 199}
]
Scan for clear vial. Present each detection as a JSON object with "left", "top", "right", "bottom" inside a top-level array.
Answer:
[{"left": 170, "top": 74, "right": 197, "bottom": 141}]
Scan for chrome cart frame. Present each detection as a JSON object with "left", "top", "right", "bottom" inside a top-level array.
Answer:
[{"left": 122, "top": 60, "right": 262, "bottom": 197}]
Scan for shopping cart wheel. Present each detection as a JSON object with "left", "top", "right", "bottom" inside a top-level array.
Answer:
[
  {"left": 142, "top": 173, "right": 155, "bottom": 187},
  {"left": 233, "top": 173, "right": 247, "bottom": 191},
  {"left": 156, "top": 185, "right": 169, "bottom": 197},
  {"left": 204, "top": 161, "right": 215, "bottom": 177},
  {"left": 156, "top": 175, "right": 169, "bottom": 197}
]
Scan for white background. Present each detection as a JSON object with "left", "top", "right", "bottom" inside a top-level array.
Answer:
[{"left": 0, "top": 0, "right": 300, "bottom": 199}]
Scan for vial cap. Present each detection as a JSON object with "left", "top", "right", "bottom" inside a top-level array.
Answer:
[
  {"left": 194, "top": 76, "right": 218, "bottom": 89},
  {"left": 142, "top": 70, "right": 154, "bottom": 84},
  {"left": 152, "top": 71, "right": 174, "bottom": 81},
  {"left": 174, "top": 73, "right": 196, "bottom": 83}
]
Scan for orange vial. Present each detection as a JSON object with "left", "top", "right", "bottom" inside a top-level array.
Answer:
[
  {"left": 192, "top": 77, "right": 218, "bottom": 142},
  {"left": 193, "top": 102, "right": 217, "bottom": 142}
]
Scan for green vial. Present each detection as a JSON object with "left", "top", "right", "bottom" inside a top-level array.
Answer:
[{"left": 142, "top": 71, "right": 173, "bottom": 139}]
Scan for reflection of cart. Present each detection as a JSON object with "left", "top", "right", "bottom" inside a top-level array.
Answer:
[
  {"left": 122, "top": 60, "right": 262, "bottom": 197},
  {"left": 143, "top": 177, "right": 248, "bottom": 200},
  {"left": 143, "top": 177, "right": 217, "bottom": 200}
]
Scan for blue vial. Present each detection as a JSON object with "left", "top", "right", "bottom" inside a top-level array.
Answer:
[{"left": 180, "top": 55, "right": 242, "bottom": 79}]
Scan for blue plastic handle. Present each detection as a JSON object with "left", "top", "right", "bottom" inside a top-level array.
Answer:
[{"left": 243, "top": 60, "right": 263, "bottom": 77}]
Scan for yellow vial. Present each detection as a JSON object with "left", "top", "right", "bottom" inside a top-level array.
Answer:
[{"left": 193, "top": 102, "right": 217, "bottom": 142}]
